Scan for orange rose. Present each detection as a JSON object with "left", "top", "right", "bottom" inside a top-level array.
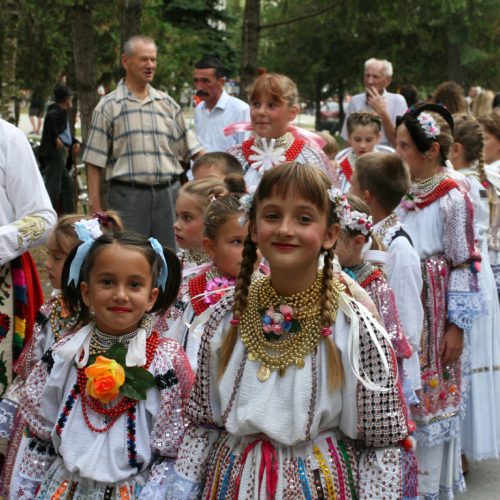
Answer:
[{"left": 85, "top": 356, "right": 125, "bottom": 403}]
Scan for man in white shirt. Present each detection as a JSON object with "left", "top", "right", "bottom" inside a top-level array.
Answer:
[
  {"left": 341, "top": 58, "right": 407, "bottom": 147},
  {"left": 193, "top": 57, "right": 250, "bottom": 152}
]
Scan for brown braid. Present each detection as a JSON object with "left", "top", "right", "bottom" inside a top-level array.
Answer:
[
  {"left": 321, "top": 247, "right": 345, "bottom": 390},
  {"left": 218, "top": 234, "right": 258, "bottom": 379}
]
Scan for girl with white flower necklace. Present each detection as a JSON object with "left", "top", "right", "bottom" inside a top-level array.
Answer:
[
  {"left": 396, "top": 104, "right": 484, "bottom": 498},
  {"left": 170, "top": 162, "right": 411, "bottom": 499},
  {"left": 17, "top": 229, "right": 193, "bottom": 499},
  {"left": 227, "top": 73, "right": 338, "bottom": 192},
  {"left": 0, "top": 212, "right": 123, "bottom": 498},
  {"left": 166, "top": 176, "right": 251, "bottom": 371}
]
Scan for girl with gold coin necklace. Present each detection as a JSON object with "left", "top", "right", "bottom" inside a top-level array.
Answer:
[{"left": 170, "top": 162, "right": 413, "bottom": 499}]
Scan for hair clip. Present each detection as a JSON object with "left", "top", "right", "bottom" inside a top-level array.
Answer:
[
  {"left": 92, "top": 211, "right": 111, "bottom": 229},
  {"left": 238, "top": 192, "right": 254, "bottom": 226},
  {"left": 417, "top": 112, "right": 441, "bottom": 139},
  {"left": 148, "top": 237, "right": 169, "bottom": 290},
  {"left": 68, "top": 219, "right": 103, "bottom": 286}
]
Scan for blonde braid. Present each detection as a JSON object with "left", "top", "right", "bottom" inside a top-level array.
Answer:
[
  {"left": 218, "top": 234, "right": 258, "bottom": 379},
  {"left": 321, "top": 248, "right": 345, "bottom": 390}
]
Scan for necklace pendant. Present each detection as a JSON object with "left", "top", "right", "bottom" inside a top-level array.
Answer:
[
  {"left": 247, "top": 351, "right": 256, "bottom": 361},
  {"left": 257, "top": 364, "right": 271, "bottom": 382},
  {"left": 295, "top": 357, "right": 305, "bottom": 369},
  {"left": 279, "top": 367, "right": 286, "bottom": 377}
]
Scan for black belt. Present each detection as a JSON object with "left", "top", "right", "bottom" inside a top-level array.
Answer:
[{"left": 110, "top": 177, "right": 179, "bottom": 190}]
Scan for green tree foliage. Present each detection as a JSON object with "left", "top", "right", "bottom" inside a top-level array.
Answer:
[{"left": 258, "top": 0, "right": 499, "bottom": 108}]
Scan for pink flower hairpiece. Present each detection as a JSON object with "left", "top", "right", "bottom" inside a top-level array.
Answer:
[
  {"left": 417, "top": 112, "right": 440, "bottom": 139},
  {"left": 327, "top": 187, "right": 373, "bottom": 235}
]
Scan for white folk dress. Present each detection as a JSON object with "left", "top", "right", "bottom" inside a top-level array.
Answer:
[
  {"left": 159, "top": 285, "right": 410, "bottom": 499},
  {"left": 15, "top": 321, "right": 193, "bottom": 499},
  {"left": 399, "top": 179, "right": 484, "bottom": 499},
  {"left": 459, "top": 168, "right": 500, "bottom": 460}
]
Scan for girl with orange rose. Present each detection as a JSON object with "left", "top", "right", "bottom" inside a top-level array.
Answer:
[
  {"left": 0, "top": 211, "right": 122, "bottom": 498},
  {"left": 15, "top": 230, "right": 193, "bottom": 499}
]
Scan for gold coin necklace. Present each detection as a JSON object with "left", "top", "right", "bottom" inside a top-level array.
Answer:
[{"left": 239, "top": 273, "right": 343, "bottom": 381}]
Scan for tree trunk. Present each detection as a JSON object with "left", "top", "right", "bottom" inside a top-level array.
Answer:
[
  {"left": 120, "top": 0, "right": 142, "bottom": 50},
  {"left": 71, "top": 1, "right": 99, "bottom": 144},
  {"left": 240, "top": 0, "right": 261, "bottom": 96},
  {"left": 0, "top": 0, "right": 20, "bottom": 122}
]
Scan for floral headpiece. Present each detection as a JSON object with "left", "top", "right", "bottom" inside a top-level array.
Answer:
[
  {"left": 417, "top": 112, "right": 440, "bottom": 139},
  {"left": 238, "top": 192, "right": 254, "bottom": 226},
  {"left": 327, "top": 187, "right": 373, "bottom": 236}
]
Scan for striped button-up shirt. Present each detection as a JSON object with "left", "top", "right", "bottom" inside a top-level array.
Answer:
[{"left": 83, "top": 79, "right": 202, "bottom": 184}]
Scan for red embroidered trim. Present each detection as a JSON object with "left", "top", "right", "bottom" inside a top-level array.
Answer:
[
  {"left": 77, "top": 331, "right": 159, "bottom": 433},
  {"left": 241, "top": 137, "right": 306, "bottom": 166},
  {"left": 415, "top": 178, "right": 459, "bottom": 209},
  {"left": 360, "top": 269, "right": 382, "bottom": 289},
  {"left": 188, "top": 272, "right": 210, "bottom": 316},
  {"left": 339, "top": 157, "right": 353, "bottom": 181}
]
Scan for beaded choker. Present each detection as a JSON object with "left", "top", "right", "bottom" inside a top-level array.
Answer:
[
  {"left": 182, "top": 248, "right": 210, "bottom": 266},
  {"left": 49, "top": 295, "right": 75, "bottom": 343},
  {"left": 240, "top": 273, "right": 344, "bottom": 381},
  {"left": 254, "top": 132, "right": 294, "bottom": 151},
  {"left": 90, "top": 315, "right": 153, "bottom": 356},
  {"left": 402, "top": 172, "right": 459, "bottom": 211}
]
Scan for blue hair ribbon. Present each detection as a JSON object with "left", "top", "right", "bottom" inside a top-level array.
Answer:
[
  {"left": 148, "top": 237, "right": 168, "bottom": 290},
  {"left": 67, "top": 219, "right": 103, "bottom": 286}
]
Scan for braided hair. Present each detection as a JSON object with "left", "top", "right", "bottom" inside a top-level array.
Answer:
[{"left": 218, "top": 162, "right": 345, "bottom": 390}]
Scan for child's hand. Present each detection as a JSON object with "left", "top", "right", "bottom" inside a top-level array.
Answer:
[
  {"left": 366, "top": 86, "right": 387, "bottom": 115},
  {"left": 440, "top": 323, "right": 464, "bottom": 365}
]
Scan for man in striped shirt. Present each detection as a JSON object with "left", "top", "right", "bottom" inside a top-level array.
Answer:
[{"left": 84, "top": 35, "right": 203, "bottom": 249}]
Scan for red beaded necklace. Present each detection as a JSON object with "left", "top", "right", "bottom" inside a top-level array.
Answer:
[
  {"left": 415, "top": 178, "right": 459, "bottom": 209},
  {"left": 360, "top": 268, "right": 383, "bottom": 289},
  {"left": 242, "top": 136, "right": 305, "bottom": 166},
  {"left": 76, "top": 331, "right": 159, "bottom": 433},
  {"left": 188, "top": 271, "right": 210, "bottom": 316},
  {"left": 339, "top": 157, "right": 353, "bottom": 181}
]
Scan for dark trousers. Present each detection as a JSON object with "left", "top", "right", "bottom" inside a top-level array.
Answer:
[
  {"left": 107, "top": 180, "right": 179, "bottom": 251},
  {"left": 42, "top": 148, "right": 75, "bottom": 214}
]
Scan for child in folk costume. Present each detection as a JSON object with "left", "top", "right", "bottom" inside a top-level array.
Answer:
[
  {"left": 168, "top": 162, "right": 411, "bottom": 499},
  {"left": 227, "top": 73, "right": 338, "bottom": 191},
  {"left": 396, "top": 104, "right": 484, "bottom": 498},
  {"left": 166, "top": 176, "right": 249, "bottom": 371},
  {"left": 157, "top": 176, "right": 246, "bottom": 332},
  {"left": 174, "top": 178, "right": 222, "bottom": 273},
  {"left": 333, "top": 193, "right": 417, "bottom": 498},
  {"left": 478, "top": 109, "right": 500, "bottom": 300},
  {"left": 16, "top": 229, "right": 193, "bottom": 499},
  {"left": 349, "top": 152, "right": 424, "bottom": 407},
  {"left": 0, "top": 212, "right": 123, "bottom": 497},
  {"left": 335, "top": 111, "right": 393, "bottom": 193},
  {"left": 450, "top": 114, "right": 500, "bottom": 465}
]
